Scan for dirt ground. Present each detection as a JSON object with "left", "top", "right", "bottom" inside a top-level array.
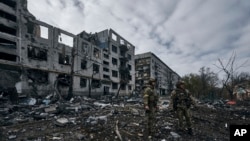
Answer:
[{"left": 0, "top": 97, "right": 250, "bottom": 141}]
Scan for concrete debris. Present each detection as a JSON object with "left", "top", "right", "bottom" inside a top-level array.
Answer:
[
  {"left": 170, "top": 131, "right": 181, "bottom": 138},
  {"left": 0, "top": 95, "right": 250, "bottom": 140},
  {"left": 54, "top": 117, "right": 69, "bottom": 126}
]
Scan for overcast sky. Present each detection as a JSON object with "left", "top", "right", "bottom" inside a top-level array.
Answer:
[{"left": 27, "top": 0, "right": 250, "bottom": 78}]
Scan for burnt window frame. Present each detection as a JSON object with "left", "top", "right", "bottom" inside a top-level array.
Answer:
[{"left": 27, "top": 45, "right": 48, "bottom": 61}]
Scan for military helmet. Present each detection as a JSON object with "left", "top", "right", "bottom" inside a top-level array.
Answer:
[{"left": 176, "top": 80, "right": 185, "bottom": 88}]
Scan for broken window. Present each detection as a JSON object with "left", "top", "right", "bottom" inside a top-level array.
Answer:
[
  {"left": 103, "top": 67, "right": 109, "bottom": 72},
  {"left": 92, "top": 79, "right": 101, "bottom": 88},
  {"left": 121, "top": 84, "right": 126, "bottom": 90},
  {"left": 128, "top": 85, "right": 132, "bottom": 90},
  {"left": 1, "top": 0, "right": 16, "bottom": 8},
  {"left": 103, "top": 74, "right": 110, "bottom": 79},
  {"left": 120, "top": 50, "right": 126, "bottom": 57},
  {"left": 103, "top": 53, "right": 109, "bottom": 59},
  {"left": 80, "top": 78, "right": 87, "bottom": 88},
  {"left": 27, "top": 69, "right": 48, "bottom": 84},
  {"left": 81, "top": 59, "right": 87, "bottom": 69},
  {"left": 93, "top": 48, "right": 100, "bottom": 58},
  {"left": 59, "top": 53, "right": 70, "bottom": 65},
  {"left": 128, "top": 64, "right": 132, "bottom": 70},
  {"left": 0, "top": 10, "right": 16, "bottom": 22},
  {"left": 82, "top": 42, "right": 88, "bottom": 54},
  {"left": 103, "top": 61, "right": 109, "bottom": 66},
  {"left": 0, "top": 52, "right": 16, "bottom": 61},
  {"left": 28, "top": 46, "right": 47, "bottom": 61},
  {"left": 0, "top": 24, "right": 16, "bottom": 36},
  {"left": 112, "top": 45, "right": 117, "bottom": 53},
  {"left": 57, "top": 74, "right": 70, "bottom": 86},
  {"left": 58, "top": 33, "right": 73, "bottom": 47},
  {"left": 112, "top": 70, "right": 118, "bottom": 77},
  {"left": 93, "top": 63, "right": 99, "bottom": 73},
  {"left": 112, "top": 82, "right": 118, "bottom": 89},
  {"left": 112, "top": 58, "right": 117, "bottom": 65},
  {"left": 112, "top": 33, "right": 117, "bottom": 41},
  {"left": 0, "top": 38, "right": 16, "bottom": 48}
]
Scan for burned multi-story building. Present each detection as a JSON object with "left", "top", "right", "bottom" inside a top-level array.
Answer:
[
  {"left": 135, "top": 52, "right": 180, "bottom": 96},
  {"left": 0, "top": 0, "right": 135, "bottom": 100}
]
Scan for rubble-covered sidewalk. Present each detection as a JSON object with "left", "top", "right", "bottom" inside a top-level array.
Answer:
[{"left": 1, "top": 96, "right": 250, "bottom": 141}]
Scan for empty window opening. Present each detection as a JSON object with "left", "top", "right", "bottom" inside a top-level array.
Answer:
[
  {"left": 112, "top": 70, "right": 118, "bottom": 77},
  {"left": 93, "top": 48, "right": 100, "bottom": 58},
  {"left": 81, "top": 59, "right": 87, "bottom": 69},
  {"left": 103, "top": 67, "right": 109, "bottom": 72},
  {"left": 0, "top": 24, "right": 16, "bottom": 36},
  {"left": 103, "top": 74, "right": 110, "bottom": 79},
  {"left": 112, "top": 45, "right": 117, "bottom": 53},
  {"left": 128, "top": 85, "right": 132, "bottom": 90},
  {"left": 91, "top": 79, "right": 101, "bottom": 88},
  {"left": 1, "top": 0, "right": 16, "bottom": 8},
  {"left": 112, "top": 33, "right": 117, "bottom": 41},
  {"left": 58, "top": 33, "right": 73, "bottom": 47},
  {"left": 81, "top": 42, "right": 88, "bottom": 54},
  {"left": 80, "top": 78, "right": 87, "bottom": 88},
  {"left": 103, "top": 61, "right": 109, "bottom": 66},
  {"left": 0, "top": 10, "right": 16, "bottom": 22},
  {"left": 0, "top": 52, "right": 16, "bottom": 61},
  {"left": 121, "top": 84, "right": 126, "bottom": 90},
  {"left": 112, "top": 82, "right": 118, "bottom": 89},
  {"left": 28, "top": 46, "right": 47, "bottom": 61},
  {"left": 27, "top": 21, "right": 39, "bottom": 37},
  {"left": 59, "top": 53, "right": 70, "bottom": 65},
  {"left": 0, "top": 38, "right": 16, "bottom": 48},
  {"left": 57, "top": 74, "right": 70, "bottom": 86},
  {"left": 103, "top": 53, "right": 109, "bottom": 59},
  {"left": 128, "top": 64, "right": 132, "bottom": 70},
  {"left": 93, "top": 63, "right": 99, "bottom": 73},
  {"left": 27, "top": 69, "right": 48, "bottom": 84},
  {"left": 40, "top": 25, "right": 48, "bottom": 39},
  {"left": 112, "top": 58, "right": 117, "bottom": 65},
  {"left": 120, "top": 39, "right": 125, "bottom": 45}
]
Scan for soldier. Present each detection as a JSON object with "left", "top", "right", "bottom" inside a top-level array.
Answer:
[
  {"left": 171, "top": 80, "right": 196, "bottom": 135},
  {"left": 143, "top": 78, "right": 159, "bottom": 136}
]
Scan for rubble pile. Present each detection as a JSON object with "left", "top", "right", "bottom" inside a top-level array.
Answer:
[{"left": 0, "top": 95, "right": 250, "bottom": 141}]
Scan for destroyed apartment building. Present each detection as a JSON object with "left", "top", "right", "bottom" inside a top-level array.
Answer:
[
  {"left": 0, "top": 0, "right": 137, "bottom": 100},
  {"left": 0, "top": 0, "right": 179, "bottom": 101},
  {"left": 135, "top": 52, "right": 180, "bottom": 96}
]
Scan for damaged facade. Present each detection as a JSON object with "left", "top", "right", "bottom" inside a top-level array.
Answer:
[
  {"left": 135, "top": 52, "right": 180, "bottom": 95},
  {"left": 0, "top": 0, "right": 135, "bottom": 100}
]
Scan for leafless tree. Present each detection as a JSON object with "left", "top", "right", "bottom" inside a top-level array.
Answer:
[{"left": 214, "top": 51, "right": 248, "bottom": 99}]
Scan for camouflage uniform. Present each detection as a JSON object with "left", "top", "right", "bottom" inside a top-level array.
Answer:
[
  {"left": 171, "top": 81, "right": 195, "bottom": 135},
  {"left": 143, "top": 81, "right": 159, "bottom": 135}
]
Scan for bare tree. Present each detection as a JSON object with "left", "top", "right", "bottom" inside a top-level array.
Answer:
[{"left": 214, "top": 51, "right": 248, "bottom": 99}]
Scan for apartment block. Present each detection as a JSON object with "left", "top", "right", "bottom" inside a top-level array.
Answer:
[
  {"left": 0, "top": 0, "right": 135, "bottom": 99},
  {"left": 135, "top": 52, "right": 180, "bottom": 96}
]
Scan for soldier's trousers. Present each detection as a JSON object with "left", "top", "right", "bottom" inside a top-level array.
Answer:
[
  {"left": 177, "top": 108, "right": 192, "bottom": 129},
  {"left": 146, "top": 109, "right": 156, "bottom": 134}
]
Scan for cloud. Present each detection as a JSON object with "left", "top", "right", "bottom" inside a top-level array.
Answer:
[{"left": 27, "top": 0, "right": 250, "bottom": 77}]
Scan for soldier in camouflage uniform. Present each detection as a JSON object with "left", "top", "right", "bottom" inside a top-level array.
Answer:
[
  {"left": 171, "top": 80, "right": 196, "bottom": 135},
  {"left": 143, "top": 78, "right": 159, "bottom": 136}
]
